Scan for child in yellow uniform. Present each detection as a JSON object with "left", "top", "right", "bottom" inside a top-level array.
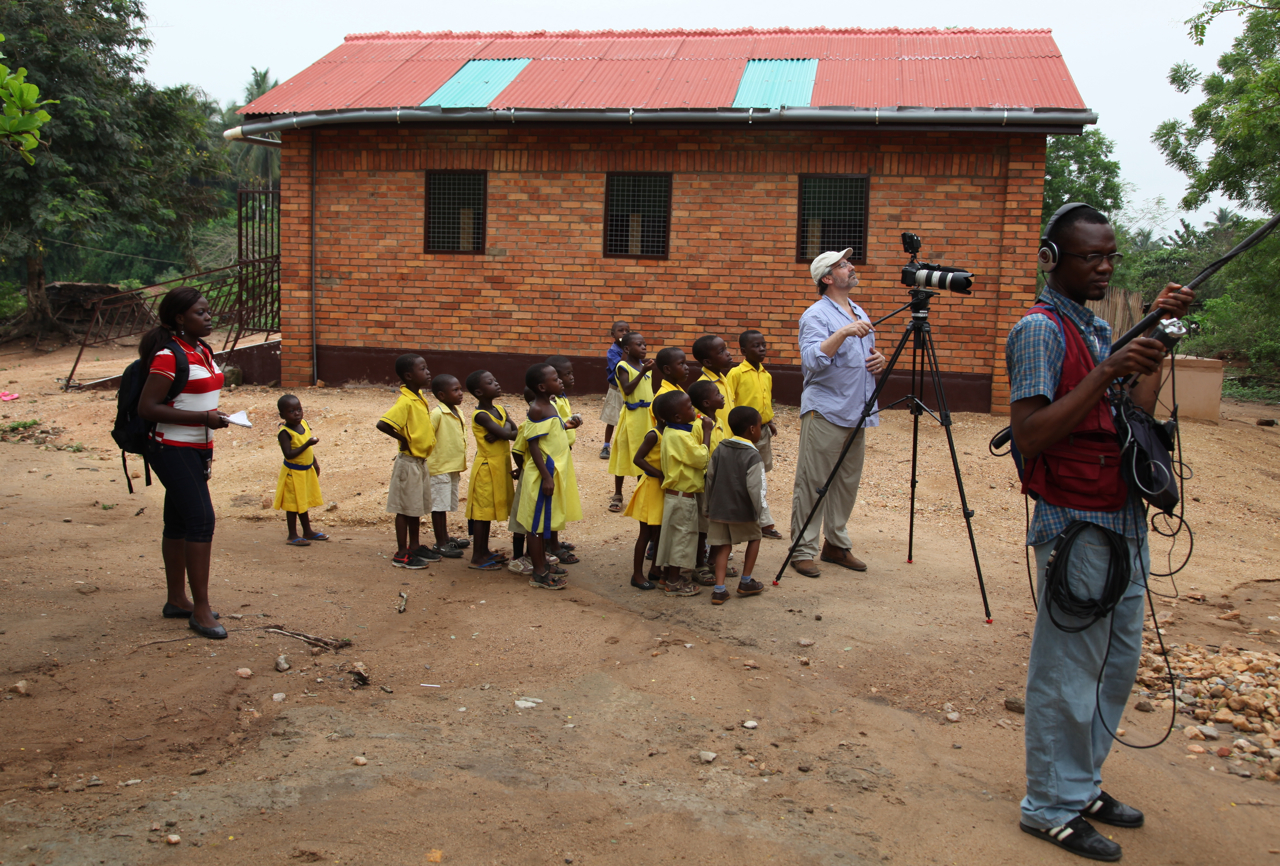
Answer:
[
  {"left": 376, "top": 354, "right": 437, "bottom": 570},
  {"left": 599, "top": 320, "right": 629, "bottom": 460},
  {"left": 428, "top": 374, "right": 470, "bottom": 559},
  {"left": 607, "top": 333, "right": 654, "bottom": 511},
  {"left": 688, "top": 380, "right": 729, "bottom": 584},
  {"left": 273, "top": 393, "right": 326, "bottom": 545},
  {"left": 464, "top": 370, "right": 517, "bottom": 570},
  {"left": 648, "top": 346, "right": 690, "bottom": 428},
  {"left": 692, "top": 334, "right": 735, "bottom": 432},
  {"left": 653, "top": 389, "right": 714, "bottom": 597},
  {"left": 546, "top": 356, "right": 584, "bottom": 564},
  {"left": 725, "top": 329, "right": 780, "bottom": 537},
  {"left": 516, "top": 363, "right": 582, "bottom": 589},
  {"left": 623, "top": 416, "right": 666, "bottom": 591}
]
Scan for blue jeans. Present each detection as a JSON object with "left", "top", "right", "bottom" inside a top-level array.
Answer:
[{"left": 1021, "top": 525, "right": 1148, "bottom": 829}]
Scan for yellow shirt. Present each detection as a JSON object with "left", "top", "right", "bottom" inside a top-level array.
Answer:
[
  {"left": 428, "top": 404, "right": 467, "bottom": 474},
  {"left": 380, "top": 386, "right": 436, "bottom": 459},
  {"left": 649, "top": 380, "right": 685, "bottom": 429},
  {"left": 708, "top": 417, "right": 727, "bottom": 455},
  {"left": 659, "top": 423, "right": 709, "bottom": 493},
  {"left": 552, "top": 395, "right": 576, "bottom": 447},
  {"left": 696, "top": 368, "right": 734, "bottom": 430},
  {"left": 726, "top": 359, "right": 774, "bottom": 424}
]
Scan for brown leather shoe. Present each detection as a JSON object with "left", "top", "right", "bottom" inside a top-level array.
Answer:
[
  {"left": 736, "top": 578, "right": 766, "bottom": 596},
  {"left": 790, "top": 559, "right": 821, "bottom": 578},
  {"left": 820, "top": 541, "right": 867, "bottom": 572}
]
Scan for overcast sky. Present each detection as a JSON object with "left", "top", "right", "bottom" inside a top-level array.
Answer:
[{"left": 142, "top": 0, "right": 1247, "bottom": 234}]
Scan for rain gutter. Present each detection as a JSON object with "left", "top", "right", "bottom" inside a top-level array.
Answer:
[{"left": 224, "top": 105, "right": 1097, "bottom": 139}]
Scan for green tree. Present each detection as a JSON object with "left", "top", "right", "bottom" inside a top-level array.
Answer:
[
  {"left": 1154, "top": 7, "right": 1280, "bottom": 212},
  {"left": 0, "top": 32, "right": 56, "bottom": 164},
  {"left": 222, "top": 67, "right": 280, "bottom": 188},
  {"left": 0, "top": 0, "right": 229, "bottom": 341},
  {"left": 1041, "top": 128, "right": 1126, "bottom": 228}
]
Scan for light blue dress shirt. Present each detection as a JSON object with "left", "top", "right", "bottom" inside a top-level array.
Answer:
[{"left": 798, "top": 294, "right": 879, "bottom": 429}]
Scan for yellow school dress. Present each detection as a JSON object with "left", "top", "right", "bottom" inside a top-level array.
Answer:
[
  {"left": 517, "top": 415, "right": 583, "bottom": 536},
  {"left": 273, "top": 420, "right": 324, "bottom": 513},
  {"left": 623, "top": 427, "right": 664, "bottom": 526},
  {"left": 552, "top": 395, "right": 576, "bottom": 447},
  {"left": 607, "top": 359, "right": 653, "bottom": 477},
  {"left": 466, "top": 406, "right": 515, "bottom": 522}
]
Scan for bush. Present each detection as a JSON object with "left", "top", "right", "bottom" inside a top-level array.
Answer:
[{"left": 0, "top": 280, "right": 25, "bottom": 321}]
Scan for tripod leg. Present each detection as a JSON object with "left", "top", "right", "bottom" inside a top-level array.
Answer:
[
  {"left": 771, "top": 322, "right": 915, "bottom": 585},
  {"left": 907, "top": 322, "right": 927, "bottom": 564},
  {"left": 920, "top": 326, "right": 993, "bottom": 622}
]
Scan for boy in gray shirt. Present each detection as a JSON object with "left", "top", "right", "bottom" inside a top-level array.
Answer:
[{"left": 705, "top": 406, "right": 768, "bottom": 604}]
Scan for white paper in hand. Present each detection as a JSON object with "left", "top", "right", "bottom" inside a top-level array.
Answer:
[{"left": 226, "top": 410, "right": 252, "bottom": 428}]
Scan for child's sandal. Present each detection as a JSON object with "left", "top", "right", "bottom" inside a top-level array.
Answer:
[
  {"left": 553, "top": 550, "right": 580, "bottom": 565},
  {"left": 529, "top": 570, "right": 568, "bottom": 590},
  {"left": 557, "top": 541, "right": 576, "bottom": 552},
  {"left": 286, "top": 537, "right": 311, "bottom": 546},
  {"left": 607, "top": 495, "right": 623, "bottom": 513},
  {"left": 304, "top": 531, "right": 330, "bottom": 541}
]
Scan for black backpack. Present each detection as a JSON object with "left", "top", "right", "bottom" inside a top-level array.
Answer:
[{"left": 111, "top": 338, "right": 201, "bottom": 493}]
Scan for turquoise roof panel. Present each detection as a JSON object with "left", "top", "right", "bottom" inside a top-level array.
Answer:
[
  {"left": 731, "top": 58, "right": 818, "bottom": 108},
  {"left": 422, "top": 58, "right": 532, "bottom": 107}
]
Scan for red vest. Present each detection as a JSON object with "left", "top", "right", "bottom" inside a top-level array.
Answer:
[{"left": 1021, "top": 304, "right": 1128, "bottom": 511}]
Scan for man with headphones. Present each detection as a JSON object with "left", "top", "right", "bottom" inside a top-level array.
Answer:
[{"left": 1006, "top": 203, "right": 1193, "bottom": 861}]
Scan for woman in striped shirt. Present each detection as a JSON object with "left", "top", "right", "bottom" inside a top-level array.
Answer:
[{"left": 137, "top": 287, "right": 230, "bottom": 640}]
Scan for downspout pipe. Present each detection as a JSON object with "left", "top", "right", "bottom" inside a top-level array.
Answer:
[
  {"left": 309, "top": 130, "right": 317, "bottom": 386},
  {"left": 227, "top": 106, "right": 1098, "bottom": 137},
  {"left": 223, "top": 128, "right": 283, "bottom": 147}
]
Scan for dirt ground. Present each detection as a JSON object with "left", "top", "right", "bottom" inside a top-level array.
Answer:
[{"left": 1, "top": 339, "right": 1278, "bottom": 866}]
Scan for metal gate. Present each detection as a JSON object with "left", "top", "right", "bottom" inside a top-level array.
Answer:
[{"left": 64, "top": 188, "right": 281, "bottom": 389}]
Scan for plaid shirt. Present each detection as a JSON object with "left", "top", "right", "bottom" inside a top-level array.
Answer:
[{"left": 1005, "top": 286, "right": 1145, "bottom": 545}]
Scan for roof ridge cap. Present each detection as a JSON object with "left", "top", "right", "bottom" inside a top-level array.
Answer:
[{"left": 342, "top": 26, "right": 1056, "bottom": 42}]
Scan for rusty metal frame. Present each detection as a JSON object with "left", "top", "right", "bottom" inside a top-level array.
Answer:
[{"left": 64, "top": 190, "right": 280, "bottom": 389}]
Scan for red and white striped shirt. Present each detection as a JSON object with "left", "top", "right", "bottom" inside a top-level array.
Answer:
[{"left": 148, "top": 338, "right": 223, "bottom": 449}]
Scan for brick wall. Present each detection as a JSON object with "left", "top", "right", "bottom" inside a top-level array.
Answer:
[{"left": 278, "top": 125, "right": 1045, "bottom": 413}]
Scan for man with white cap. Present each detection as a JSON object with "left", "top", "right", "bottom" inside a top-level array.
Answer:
[{"left": 789, "top": 248, "right": 886, "bottom": 578}]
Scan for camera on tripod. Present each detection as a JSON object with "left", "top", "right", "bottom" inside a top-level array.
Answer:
[{"left": 900, "top": 232, "right": 974, "bottom": 295}]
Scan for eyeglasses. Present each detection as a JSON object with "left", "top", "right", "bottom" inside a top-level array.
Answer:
[{"left": 1060, "top": 251, "right": 1125, "bottom": 267}]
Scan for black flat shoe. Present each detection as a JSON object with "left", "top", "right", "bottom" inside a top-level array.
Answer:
[
  {"left": 630, "top": 578, "right": 656, "bottom": 590},
  {"left": 1020, "top": 817, "right": 1121, "bottom": 862},
  {"left": 188, "top": 615, "right": 228, "bottom": 640},
  {"left": 163, "top": 602, "right": 219, "bottom": 620},
  {"left": 1083, "top": 792, "right": 1144, "bottom": 828}
]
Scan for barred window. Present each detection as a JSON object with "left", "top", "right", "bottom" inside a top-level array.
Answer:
[
  {"left": 796, "top": 175, "right": 870, "bottom": 263},
  {"left": 604, "top": 174, "right": 671, "bottom": 258},
  {"left": 425, "top": 172, "right": 486, "bottom": 254}
]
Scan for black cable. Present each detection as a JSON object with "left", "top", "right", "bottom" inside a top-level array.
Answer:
[{"left": 1042, "top": 521, "right": 1131, "bottom": 633}]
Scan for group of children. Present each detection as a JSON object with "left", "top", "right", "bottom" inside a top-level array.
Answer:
[
  {"left": 268, "top": 322, "right": 780, "bottom": 603},
  {"left": 598, "top": 322, "right": 780, "bottom": 603}
]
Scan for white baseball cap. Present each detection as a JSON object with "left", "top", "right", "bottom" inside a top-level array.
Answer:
[{"left": 810, "top": 248, "right": 853, "bottom": 285}]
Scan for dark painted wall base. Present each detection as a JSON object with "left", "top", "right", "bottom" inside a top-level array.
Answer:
[{"left": 315, "top": 345, "right": 993, "bottom": 413}]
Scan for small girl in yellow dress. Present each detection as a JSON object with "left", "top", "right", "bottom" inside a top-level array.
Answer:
[
  {"left": 516, "top": 363, "right": 582, "bottom": 589},
  {"left": 273, "top": 394, "right": 326, "bottom": 546},
  {"left": 606, "top": 332, "right": 654, "bottom": 512},
  {"left": 623, "top": 418, "right": 665, "bottom": 590},
  {"left": 464, "top": 369, "right": 517, "bottom": 570}
]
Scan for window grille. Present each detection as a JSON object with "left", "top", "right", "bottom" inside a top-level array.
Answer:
[
  {"left": 604, "top": 174, "right": 671, "bottom": 258},
  {"left": 426, "top": 172, "right": 487, "bottom": 254},
  {"left": 797, "top": 175, "right": 870, "bottom": 263}
]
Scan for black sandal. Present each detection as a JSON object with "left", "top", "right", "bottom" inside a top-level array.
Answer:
[
  {"left": 553, "top": 550, "right": 580, "bottom": 564},
  {"left": 630, "top": 577, "right": 656, "bottom": 590},
  {"left": 530, "top": 570, "right": 568, "bottom": 590}
]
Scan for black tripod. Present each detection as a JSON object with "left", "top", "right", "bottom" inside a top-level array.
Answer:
[{"left": 772, "top": 288, "right": 992, "bottom": 622}]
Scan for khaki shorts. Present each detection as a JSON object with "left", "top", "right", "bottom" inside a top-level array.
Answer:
[
  {"left": 386, "top": 454, "right": 431, "bottom": 517},
  {"left": 600, "top": 384, "right": 623, "bottom": 427},
  {"left": 655, "top": 493, "right": 700, "bottom": 570},
  {"left": 708, "top": 520, "right": 763, "bottom": 546},
  {"left": 431, "top": 471, "right": 460, "bottom": 513}
]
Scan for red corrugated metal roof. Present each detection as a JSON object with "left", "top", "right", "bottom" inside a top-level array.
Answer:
[{"left": 240, "top": 26, "right": 1086, "bottom": 115}]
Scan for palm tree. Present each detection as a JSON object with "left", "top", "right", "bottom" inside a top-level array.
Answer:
[{"left": 223, "top": 67, "right": 280, "bottom": 188}]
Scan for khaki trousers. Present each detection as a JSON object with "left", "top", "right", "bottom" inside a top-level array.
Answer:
[{"left": 789, "top": 411, "right": 866, "bottom": 562}]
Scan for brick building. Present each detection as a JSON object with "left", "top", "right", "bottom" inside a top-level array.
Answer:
[{"left": 229, "top": 28, "right": 1094, "bottom": 413}]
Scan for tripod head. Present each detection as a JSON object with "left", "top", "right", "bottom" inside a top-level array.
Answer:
[{"left": 909, "top": 288, "right": 940, "bottom": 317}]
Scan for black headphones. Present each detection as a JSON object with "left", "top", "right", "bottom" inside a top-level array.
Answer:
[{"left": 1038, "top": 202, "right": 1093, "bottom": 273}]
